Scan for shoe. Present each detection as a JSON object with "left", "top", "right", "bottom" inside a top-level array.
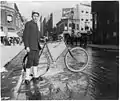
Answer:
[
  {"left": 32, "top": 76, "right": 43, "bottom": 83},
  {"left": 25, "top": 80, "right": 30, "bottom": 85},
  {"left": 38, "top": 76, "right": 43, "bottom": 81},
  {"left": 30, "top": 74, "right": 33, "bottom": 77}
]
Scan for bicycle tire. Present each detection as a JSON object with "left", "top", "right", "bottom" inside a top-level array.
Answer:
[
  {"left": 38, "top": 52, "right": 50, "bottom": 76},
  {"left": 22, "top": 52, "right": 50, "bottom": 76},
  {"left": 22, "top": 53, "right": 28, "bottom": 72},
  {"left": 65, "top": 47, "right": 89, "bottom": 72}
]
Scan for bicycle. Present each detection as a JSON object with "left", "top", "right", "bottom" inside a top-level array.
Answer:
[
  {"left": 13, "top": 36, "right": 89, "bottom": 100},
  {"left": 23, "top": 36, "right": 89, "bottom": 74}
]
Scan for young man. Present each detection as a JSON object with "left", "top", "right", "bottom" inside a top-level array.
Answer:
[{"left": 23, "top": 11, "right": 42, "bottom": 84}]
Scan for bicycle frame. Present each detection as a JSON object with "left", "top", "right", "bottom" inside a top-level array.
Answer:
[
  {"left": 39, "top": 39, "right": 78, "bottom": 64},
  {"left": 39, "top": 41, "right": 54, "bottom": 63},
  {"left": 64, "top": 39, "right": 79, "bottom": 62}
]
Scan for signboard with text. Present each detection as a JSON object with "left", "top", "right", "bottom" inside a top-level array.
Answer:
[{"left": 62, "top": 8, "right": 74, "bottom": 19}]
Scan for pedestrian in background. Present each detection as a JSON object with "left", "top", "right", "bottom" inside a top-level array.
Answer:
[{"left": 23, "top": 11, "right": 42, "bottom": 85}]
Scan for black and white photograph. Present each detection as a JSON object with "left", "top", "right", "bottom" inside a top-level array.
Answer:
[{"left": 0, "top": 0, "right": 119, "bottom": 100}]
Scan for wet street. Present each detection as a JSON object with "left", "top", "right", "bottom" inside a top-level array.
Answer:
[
  {"left": 85, "top": 47, "right": 119, "bottom": 100},
  {"left": 1, "top": 45, "right": 119, "bottom": 100}
]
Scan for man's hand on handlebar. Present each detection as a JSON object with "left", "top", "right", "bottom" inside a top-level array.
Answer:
[{"left": 40, "top": 36, "right": 48, "bottom": 42}]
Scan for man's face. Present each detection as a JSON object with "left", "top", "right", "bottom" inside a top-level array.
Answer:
[{"left": 32, "top": 13, "right": 39, "bottom": 23}]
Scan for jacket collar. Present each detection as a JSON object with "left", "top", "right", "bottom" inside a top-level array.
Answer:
[{"left": 31, "top": 20, "right": 37, "bottom": 24}]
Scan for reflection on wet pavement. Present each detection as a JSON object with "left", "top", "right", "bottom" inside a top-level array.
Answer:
[{"left": 85, "top": 47, "right": 119, "bottom": 100}]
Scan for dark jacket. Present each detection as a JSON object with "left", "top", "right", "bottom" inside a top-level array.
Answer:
[{"left": 23, "top": 20, "right": 41, "bottom": 50}]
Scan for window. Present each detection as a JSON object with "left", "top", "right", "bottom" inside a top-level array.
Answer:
[
  {"left": 81, "top": 10, "right": 84, "bottom": 13},
  {"left": 85, "top": 26, "right": 89, "bottom": 30},
  {"left": 72, "top": 23, "right": 75, "bottom": 29},
  {"left": 1, "top": 27, "right": 3, "bottom": 31},
  {"left": 65, "top": 23, "right": 67, "bottom": 26},
  {"left": 69, "top": 23, "right": 72, "bottom": 30},
  {"left": 81, "top": 19, "right": 84, "bottom": 21},
  {"left": 81, "top": 28, "right": 84, "bottom": 30},
  {"left": 86, "top": 11, "right": 88, "bottom": 13},
  {"left": 8, "top": 28, "right": 15, "bottom": 31},
  {"left": 86, "top": 19, "right": 88, "bottom": 21},
  {"left": 69, "top": 23, "right": 72, "bottom": 27},
  {"left": 7, "top": 15, "right": 13, "bottom": 23},
  {"left": 64, "top": 26, "right": 67, "bottom": 30},
  {"left": 64, "top": 23, "right": 68, "bottom": 30},
  {"left": 64, "top": 23, "right": 67, "bottom": 30},
  {"left": 77, "top": 24, "right": 79, "bottom": 30}
]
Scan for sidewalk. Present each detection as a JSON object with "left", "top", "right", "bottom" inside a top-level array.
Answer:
[
  {"left": 88, "top": 44, "right": 119, "bottom": 50},
  {"left": 1, "top": 45, "right": 24, "bottom": 72}
]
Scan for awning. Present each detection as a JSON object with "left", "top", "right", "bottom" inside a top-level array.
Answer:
[
  {"left": 0, "top": 31, "right": 6, "bottom": 36},
  {"left": 7, "top": 32, "right": 19, "bottom": 37}
]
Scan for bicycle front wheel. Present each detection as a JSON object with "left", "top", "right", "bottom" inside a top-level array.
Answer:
[{"left": 65, "top": 47, "right": 89, "bottom": 72}]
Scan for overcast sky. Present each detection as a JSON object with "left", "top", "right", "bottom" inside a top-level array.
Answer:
[{"left": 14, "top": 1, "right": 91, "bottom": 26}]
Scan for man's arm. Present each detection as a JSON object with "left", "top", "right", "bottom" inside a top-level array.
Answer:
[{"left": 23, "top": 22, "right": 29, "bottom": 49}]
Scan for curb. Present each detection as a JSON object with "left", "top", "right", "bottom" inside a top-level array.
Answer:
[
  {"left": 88, "top": 45, "right": 119, "bottom": 51},
  {"left": 4, "top": 48, "right": 24, "bottom": 67}
]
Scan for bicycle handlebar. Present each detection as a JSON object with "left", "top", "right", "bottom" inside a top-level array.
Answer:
[{"left": 40, "top": 36, "right": 48, "bottom": 43}]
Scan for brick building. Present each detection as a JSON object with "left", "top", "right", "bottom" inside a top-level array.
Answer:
[{"left": 0, "top": 1, "right": 23, "bottom": 36}]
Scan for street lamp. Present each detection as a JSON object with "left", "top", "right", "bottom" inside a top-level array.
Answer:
[
  {"left": 71, "top": 10, "right": 75, "bottom": 35},
  {"left": 71, "top": 10, "right": 74, "bottom": 20}
]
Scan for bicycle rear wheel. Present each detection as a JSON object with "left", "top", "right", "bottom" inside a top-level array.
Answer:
[
  {"left": 37, "top": 52, "right": 50, "bottom": 76},
  {"left": 65, "top": 47, "right": 89, "bottom": 72},
  {"left": 23, "top": 53, "right": 28, "bottom": 72}
]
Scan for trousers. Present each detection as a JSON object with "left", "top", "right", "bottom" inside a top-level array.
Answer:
[{"left": 26, "top": 50, "right": 39, "bottom": 68}]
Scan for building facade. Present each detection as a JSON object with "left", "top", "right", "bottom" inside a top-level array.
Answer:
[
  {"left": 56, "top": 18, "right": 80, "bottom": 36},
  {"left": 56, "top": 3, "right": 92, "bottom": 36},
  {"left": 56, "top": 7, "right": 80, "bottom": 36},
  {"left": 92, "top": 1, "right": 119, "bottom": 45},
  {"left": 0, "top": 1, "right": 23, "bottom": 35},
  {"left": 75, "top": 3, "right": 92, "bottom": 33}
]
